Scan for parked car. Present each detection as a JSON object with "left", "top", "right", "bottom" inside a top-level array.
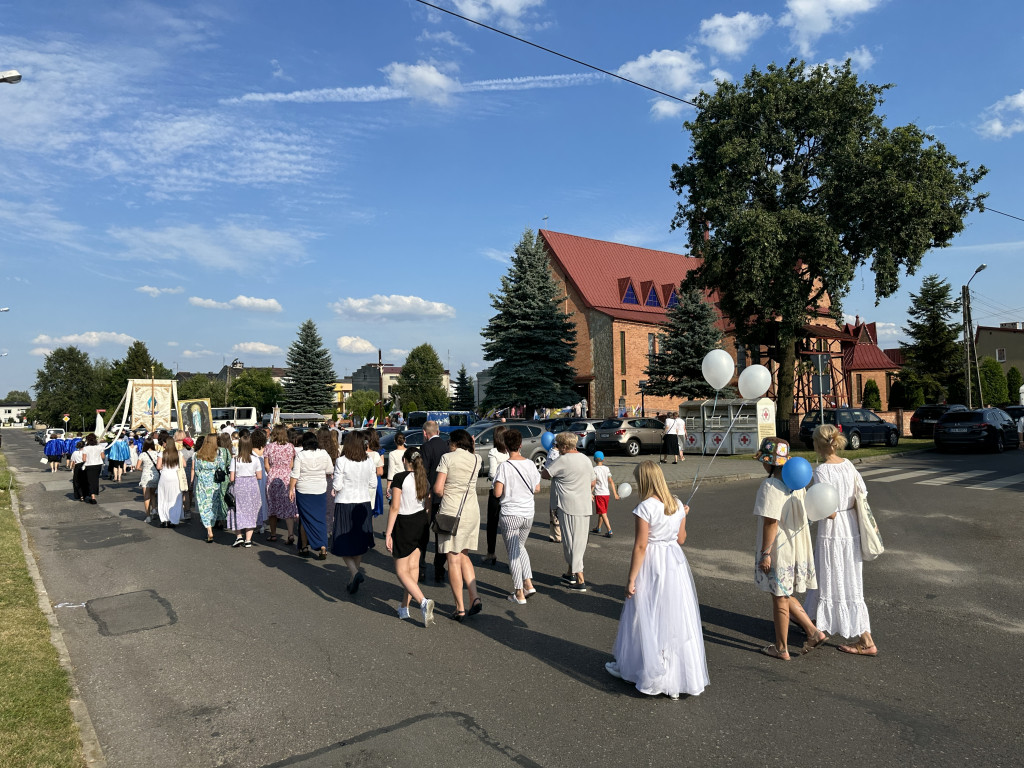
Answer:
[
  {"left": 1001, "top": 404, "right": 1024, "bottom": 425},
  {"left": 43, "top": 427, "right": 66, "bottom": 442},
  {"left": 798, "top": 408, "right": 899, "bottom": 450},
  {"left": 934, "top": 408, "right": 1021, "bottom": 453},
  {"left": 909, "top": 404, "right": 968, "bottom": 439},
  {"left": 567, "top": 419, "right": 604, "bottom": 455},
  {"left": 468, "top": 421, "right": 549, "bottom": 473},
  {"left": 594, "top": 418, "right": 666, "bottom": 457},
  {"left": 539, "top": 417, "right": 578, "bottom": 436},
  {"left": 378, "top": 429, "right": 450, "bottom": 478}
]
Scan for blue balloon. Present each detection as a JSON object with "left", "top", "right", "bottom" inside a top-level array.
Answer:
[
  {"left": 541, "top": 431, "right": 555, "bottom": 450},
  {"left": 781, "top": 457, "right": 813, "bottom": 491}
]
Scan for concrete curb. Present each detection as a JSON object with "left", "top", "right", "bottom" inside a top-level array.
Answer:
[{"left": 8, "top": 469, "right": 107, "bottom": 768}]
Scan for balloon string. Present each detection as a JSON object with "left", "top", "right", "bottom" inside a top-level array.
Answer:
[
  {"left": 688, "top": 389, "right": 721, "bottom": 498},
  {"left": 686, "top": 401, "right": 745, "bottom": 506}
]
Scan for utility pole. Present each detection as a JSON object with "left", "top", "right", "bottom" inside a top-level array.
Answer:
[
  {"left": 377, "top": 349, "right": 384, "bottom": 425},
  {"left": 962, "top": 285, "right": 972, "bottom": 408}
]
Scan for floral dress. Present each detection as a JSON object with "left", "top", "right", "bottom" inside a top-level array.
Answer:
[
  {"left": 753, "top": 477, "right": 816, "bottom": 596},
  {"left": 264, "top": 442, "right": 298, "bottom": 520},
  {"left": 212, "top": 447, "right": 231, "bottom": 523},
  {"left": 195, "top": 457, "right": 218, "bottom": 527}
]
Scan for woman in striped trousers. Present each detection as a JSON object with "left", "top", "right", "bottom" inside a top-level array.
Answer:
[{"left": 492, "top": 430, "right": 542, "bottom": 604}]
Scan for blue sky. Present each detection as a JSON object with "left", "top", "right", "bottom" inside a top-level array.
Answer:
[{"left": 2, "top": 0, "right": 1023, "bottom": 397}]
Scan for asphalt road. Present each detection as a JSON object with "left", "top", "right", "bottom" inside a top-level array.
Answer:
[{"left": 6, "top": 430, "right": 1024, "bottom": 767}]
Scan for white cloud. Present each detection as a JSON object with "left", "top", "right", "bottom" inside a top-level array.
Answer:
[
  {"left": 189, "top": 297, "right": 231, "bottom": 310},
  {"left": 270, "top": 58, "right": 291, "bottom": 80},
  {"left": 0, "top": 199, "right": 94, "bottom": 254},
  {"left": 381, "top": 61, "right": 460, "bottom": 106},
  {"left": 109, "top": 221, "right": 308, "bottom": 271},
  {"left": 698, "top": 12, "right": 772, "bottom": 58},
  {"left": 418, "top": 29, "right": 473, "bottom": 53},
  {"left": 330, "top": 294, "right": 456, "bottom": 320},
  {"left": 183, "top": 349, "right": 215, "bottom": 358},
  {"left": 30, "top": 347, "right": 53, "bottom": 357},
  {"left": 167, "top": 341, "right": 179, "bottom": 347},
  {"left": 482, "top": 247, "right": 512, "bottom": 264},
  {"left": 233, "top": 341, "right": 284, "bottom": 356},
  {"left": 843, "top": 314, "right": 900, "bottom": 343},
  {"left": 977, "top": 90, "right": 1024, "bottom": 140},
  {"left": 136, "top": 285, "right": 184, "bottom": 297},
  {"left": 337, "top": 336, "right": 377, "bottom": 354},
  {"left": 618, "top": 49, "right": 716, "bottom": 119},
  {"left": 651, "top": 100, "right": 686, "bottom": 119},
  {"left": 452, "top": 0, "right": 545, "bottom": 31},
  {"left": 388, "top": 348, "right": 409, "bottom": 360},
  {"left": 223, "top": 72, "right": 601, "bottom": 105},
  {"left": 32, "top": 331, "right": 135, "bottom": 347},
  {"left": 780, "top": 0, "right": 883, "bottom": 57},
  {"left": 825, "top": 45, "right": 876, "bottom": 72}
]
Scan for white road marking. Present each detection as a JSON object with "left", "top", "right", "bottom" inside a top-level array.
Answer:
[
  {"left": 917, "top": 470, "right": 994, "bottom": 486},
  {"left": 871, "top": 470, "right": 942, "bottom": 483},
  {"left": 858, "top": 467, "right": 909, "bottom": 477},
  {"left": 966, "top": 473, "right": 1024, "bottom": 491}
]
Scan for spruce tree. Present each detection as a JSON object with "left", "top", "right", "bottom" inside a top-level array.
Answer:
[
  {"left": 452, "top": 365, "right": 476, "bottom": 411},
  {"left": 283, "top": 320, "right": 336, "bottom": 413},
  {"left": 392, "top": 344, "right": 450, "bottom": 410},
  {"left": 900, "top": 275, "right": 963, "bottom": 402},
  {"left": 482, "top": 228, "right": 577, "bottom": 410},
  {"left": 644, "top": 284, "right": 722, "bottom": 399}
]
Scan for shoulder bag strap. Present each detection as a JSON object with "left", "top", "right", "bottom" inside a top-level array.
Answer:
[
  {"left": 453, "top": 455, "right": 481, "bottom": 521},
  {"left": 506, "top": 459, "right": 533, "bottom": 495}
]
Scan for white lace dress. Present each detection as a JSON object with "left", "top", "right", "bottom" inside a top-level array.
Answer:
[{"left": 804, "top": 459, "right": 871, "bottom": 637}]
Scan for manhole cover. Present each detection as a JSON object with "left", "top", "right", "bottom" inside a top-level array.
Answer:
[{"left": 86, "top": 589, "right": 177, "bottom": 636}]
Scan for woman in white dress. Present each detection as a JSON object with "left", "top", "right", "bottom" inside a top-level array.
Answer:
[
  {"left": 805, "top": 424, "right": 878, "bottom": 656},
  {"left": 753, "top": 437, "right": 826, "bottom": 660},
  {"left": 606, "top": 460, "right": 708, "bottom": 699},
  {"left": 155, "top": 439, "right": 183, "bottom": 528}
]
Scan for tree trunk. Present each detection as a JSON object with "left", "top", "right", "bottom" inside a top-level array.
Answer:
[{"left": 776, "top": 337, "right": 797, "bottom": 423}]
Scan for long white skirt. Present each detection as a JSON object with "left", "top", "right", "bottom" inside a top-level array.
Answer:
[
  {"left": 157, "top": 468, "right": 183, "bottom": 525},
  {"left": 612, "top": 542, "right": 709, "bottom": 697},
  {"left": 804, "top": 507, "right": 871, "bottom": 636}
]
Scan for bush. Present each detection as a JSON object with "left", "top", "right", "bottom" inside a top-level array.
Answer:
[
  {"left": 862, "top": 379, "right": 882, "bottom": 410},
  {"left": 1007, "top": 366, "right": 1023, "bottom": 404}
]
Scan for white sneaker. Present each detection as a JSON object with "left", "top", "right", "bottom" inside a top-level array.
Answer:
[
  {"left": 605, "top": 661, "right": 622, "bottom": 679},
  {"left": 397, "top": 606, "right": 410, "bottom": 620},
  {"left": 421, "top": 598, "right": 435, "bottom": 627}
]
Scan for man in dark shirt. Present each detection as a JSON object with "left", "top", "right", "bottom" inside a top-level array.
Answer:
[{"left": 420, "top": 420, "right": 449, "bottom": 583}]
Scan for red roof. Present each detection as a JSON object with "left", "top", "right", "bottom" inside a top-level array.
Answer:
[
  {"left": 540, "top": 230, "right": 704, "bottom": 323},
  {"left": 844, "top": 344, "right": 900, "bottom": 371},
  {"left": 884, "top": 348, "right": 905, "bottom": 366}
]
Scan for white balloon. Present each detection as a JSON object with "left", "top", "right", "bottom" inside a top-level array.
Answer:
[
  {"left": 617, "top": 482, "right": 633, "bottom": 499},
  {"left": 738, "top": 364, "right": 772, "bottom": 400},
  {"left": 805, "top": 483, "right": 839, "bottom": 522},
  {"left": 701, "top": 349, "right": 735, "bottom": 391}
]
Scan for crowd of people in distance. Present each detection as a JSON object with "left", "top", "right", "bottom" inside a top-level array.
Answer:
[{"left": 42, "top": 417, "right": 878, "bottom": 700}]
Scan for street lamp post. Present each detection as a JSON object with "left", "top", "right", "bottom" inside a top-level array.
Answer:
[
  {"left": 0, "top": 70, "right": 21, "bottom": 84},
  {"left": 963, "top": 263, "right": 987, "bottom": 408}
]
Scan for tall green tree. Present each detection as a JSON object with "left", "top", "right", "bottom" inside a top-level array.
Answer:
[
  {"left": 33, "top": 346, "right": 99, "bottom": 427},
  {"left": 1, "top": 390, "right": 31, "bottom": 404},
  {"left": 177, "top": 375, "right": 227, "bottom": 407},
  {"left": 345, "top": 389, "right": 380, "bottom": 421},
  {"left": 228, "top": 369, "right": 284, "bottom": 413},
  {"left": 978, "top": 357, "right": 1008, "bottom": 406},
  {"left": 393, "top": 344, "right": 450, "bottom": 411},
  {"left": 282, "top": 320, "right": 336, "bottom": 414},
  {"left": 670, "top": 60, "right": 987, "bottom": 420},
  {"left": 1006, "top": 366, "right": 1023, "bottom": 405},
  {"left": 452, "top": 365, "right": 476, "bottom": 411},
  {"left": 899, "top": 274, "right": 963, "bottom": 403},
  {"left": 644, "top": 284, "right": 722, "bottom": 398},
  {"left": 482, "top": 228, "right": 578, "bottom": 410}
]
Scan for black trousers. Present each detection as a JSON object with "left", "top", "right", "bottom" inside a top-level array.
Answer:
[
  {"left": 486, "top": 492, "right": 501, "bottom": 556},
  {"left": 430, "top": 499, "right": 446, "bottom": 577},
  {"left": 84, "top": 464, "right": 101, "bottom": 496}
]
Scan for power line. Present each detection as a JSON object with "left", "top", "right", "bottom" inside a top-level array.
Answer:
[
  {"left": 409, "top": 0, "right": 696, "bottom": 108},
  {"left": 410, "top": 0, "right": 1024, "bottom": 224}
]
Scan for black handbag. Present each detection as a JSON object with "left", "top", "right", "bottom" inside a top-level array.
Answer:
[
  {"left": 214, "top": 467, "right": 227, "bottom": 483},
  {"left": 224, "top": 486, "right": 236, "bottom": 509},
  {"left": 431, "top": 455, "right": 480, "bottom": 536}
]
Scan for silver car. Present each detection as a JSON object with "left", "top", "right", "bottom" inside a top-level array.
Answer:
[
  {"left": 468, "top": 422, "right": 549, "bottom": 473},
  {"left": 567, "top": 419, "right": 604, "bottom": 455},
  {"left": 594, "top": 418, "right": 666, "bottom": 457}
]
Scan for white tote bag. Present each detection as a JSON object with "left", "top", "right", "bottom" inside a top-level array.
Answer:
[{"left": 855, "top": 493, "right": 884, "bottom": 561}]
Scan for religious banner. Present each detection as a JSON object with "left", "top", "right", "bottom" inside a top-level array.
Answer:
[
  {"left": 130, "top": 380, "right": 175, "bottom": 432},
  {"left": 178, "top": 398, "right": 214, "bottom": 437}
]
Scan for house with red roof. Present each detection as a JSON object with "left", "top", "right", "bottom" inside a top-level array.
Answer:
[{"left": 841, "top": 319, "right": 901, "bottom": 410}]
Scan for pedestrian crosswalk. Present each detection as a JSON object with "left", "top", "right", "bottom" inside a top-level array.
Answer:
[{"left": 856, "top": 465, "right": 1024, "bottom": 490}]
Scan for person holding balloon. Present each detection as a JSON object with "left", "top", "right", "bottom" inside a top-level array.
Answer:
[
  {"left": 605, "top": 461, "right": 708, "bottom": 699},
  {"left": 752, "top": 437, "right": 827, "bottom": 660},
  {"left": 803, "top": 424, "right": 878, "bottom": 656}
]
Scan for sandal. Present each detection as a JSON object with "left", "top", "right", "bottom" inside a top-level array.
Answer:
[
  {"left": 507, "top": 594, "right": 526, "bottom": 605},
  {"left": 298, "top": 547, "right": 312, "bottom": 558},
  {"left": 316, "top": 548, "right": 327, "bottom": 561},
  {"left": 286, "top": 536, "right": 296, "bottom": 546},
  {"left": 266, "top": 533, "right": 279, "bottom": 542},
  {"left": 802, "top": 630, "right": 830, "bottom": 654},
  {"left": 838, "top": 643, "right": 878, "bottom": 656},
  {"left": 761, "top": 644, "right": 791, "bottom": 661},
  {"left": 467, "top": 597, "right": 483, "bottom": 616},
  {"left": 450, "top": 610, "right": 466, "bottom": 622},
  {"left": 205, "top": 535, "right": 214, "bottom": 543}
]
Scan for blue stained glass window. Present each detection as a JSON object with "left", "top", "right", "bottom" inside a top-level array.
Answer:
[
  {"left": 645, "top": 287, "right": 661, "bottom": 307},
  {"left": 666, "top": 290, "right": 678, "bottom": 308},
  {"left": 622, "top": 284, "right": 639, "bottom": 304}
]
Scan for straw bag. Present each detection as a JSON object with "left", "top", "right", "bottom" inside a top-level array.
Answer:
[{"left": 855, "top": 493, "right": 883, "bottom": 561}]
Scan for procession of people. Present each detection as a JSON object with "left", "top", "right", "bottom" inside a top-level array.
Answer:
[{"left": 42, "top": 414, "right": 877, "bottom": 702}]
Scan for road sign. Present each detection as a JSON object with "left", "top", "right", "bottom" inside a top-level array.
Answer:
[{"left": 62, "top": 415, "right": 70, "bottom": 423}]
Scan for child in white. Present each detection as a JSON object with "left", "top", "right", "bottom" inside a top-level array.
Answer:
[{"left": 590, "top": 451, "right": 619, "bottom": 537}]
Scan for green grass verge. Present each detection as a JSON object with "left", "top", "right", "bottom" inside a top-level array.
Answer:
[
  {"left": 0, "top": 452, "right": 86, "bottom": 768},
  {"left": 721, "top": 437, "right": 935, "bottom": 461}
]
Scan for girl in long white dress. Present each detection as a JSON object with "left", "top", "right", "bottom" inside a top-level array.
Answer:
[
  {"left": 156, "top": 439, "right": 183, "bottom": 528},
  {"left": 804, "top": 424, "right": 878, "bottom": 656},
  {"left": 606, "top": 460, "right": 708, "bottom": 699}
]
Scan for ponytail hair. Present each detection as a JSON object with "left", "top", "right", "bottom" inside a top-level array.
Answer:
[
  {"left": 405, "top": 449, "right": 429, "bottom": 502},
  {"left": 813, "top": 424, "right": 847, "bottom": 458}
]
